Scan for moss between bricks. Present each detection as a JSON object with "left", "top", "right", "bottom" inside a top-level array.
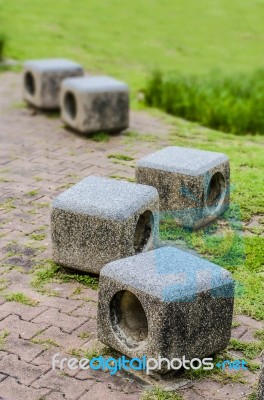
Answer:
[
  {"left": 0, "top": 329, "right": 9, "bottom": 350},
  {"left": 31, "top": 337, "right": 60, "bottom": 350},
  {"left": 90, "top": 132, "right": 110, "bottom": 142},
  {"left": 229, "top": 338, "right": 264, "bottom": 360},
  {"left": 141, "top": 388, "right": 183, "bottom": 400},
  {"left": 108, "top": 153, "right": 134, "bottom": 161},
  {"left": 31, "top": 260, "right": 98, "bottom": 290},
  {"left": 5, "top": 292, "right": 39, "bottom": 306}
]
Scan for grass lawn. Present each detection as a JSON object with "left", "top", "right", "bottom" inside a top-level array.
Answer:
[{"left": 2, "top": 0, "right": 264, "bottom": 89}]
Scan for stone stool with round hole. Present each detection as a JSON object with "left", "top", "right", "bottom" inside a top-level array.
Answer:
[
  {"left": 136, "top": 146, "right": 230, "bottom": 229},
  {"left": 98, "top": 246, "right": 234, "bottom": 373},
  {"left": 51, "top": 176, "right": 159, "bottom": 274},
  {"left": 60, "top": 76, "right": 129, "bottom": 133},
  {"left": 23, "top": 59, "right": 84, "bottom": 109}
]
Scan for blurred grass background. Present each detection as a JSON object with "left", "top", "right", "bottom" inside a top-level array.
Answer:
[
  {"left": 144, "top": 69, "right": 264, "bottom": 135},
  {"left": 1, "top": 0, "right": 264, "bottom": 88}
]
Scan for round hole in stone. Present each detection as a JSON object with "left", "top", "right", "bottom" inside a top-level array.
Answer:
[
  {"left": 64, "top": 91, "right": 77, "bottom": 119},
  {"left": 206, "top": 172, "right": 226, "bottom": 211},
  {"left": 24, "top": 72, "right": 36, "bottom": 96},
  {"left": 110, "top": 290, "right": 148, "bottom": 348},
  {"left": 134, "top": 210, "right": 154, "bottom": 254}
]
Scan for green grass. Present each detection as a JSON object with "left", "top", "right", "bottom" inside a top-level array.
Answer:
[
  {"left": 141, "top": 388, "right": 183, "bottom": 400},
  {"left": 2, "top": 1, "right": 264, "bottom": 89},
  {"left": 245, "top": 361, "right": 261, "bottom": 373},
  {"left": 229, "top": 338, "right": 264, "bottom": 359},
  {"left": 31, "top": 337, "right": 59, "bottom": 349},
  {"left": 144, "top": 69, "right": 264, "bottom": 135},
  {"left": 0, "top": 198, "right": 16, "bottom": 211},
  {"left": 0, "top": 329, "right": 9, "bottom": 350},
  {"left": 78, "top": 332, "right": 90, "bottom": 340},
  {"left": 182, "top": 349, "right": 259, "bottom": 382},
  {"left": 25, "top": 189, "right": 39, "bottom": 196},
  {"left": 30, "top": 233, "right": 46, "bottom": 241},
  {"left": 248, "top": 393, "right": 258, "bottom": 400},
  {"left": 34, "top": 202, "right": 49, "bottom": 209},
  {"left": 66, "top": 346, "right": 106, "bottom": 360},
  {"left": 5, "top": 292, "right": 39, "bottom": 306},
  {"left": 31, "top": 259, "right": 98, "bottom": 290},
  {"left": 89, "top": 132, "right": 110, "bottom": 142},
  {"left": 108, "top": 153, "right": 134, "bottom": 161},
  {"left": 124, "top": 131, "right": 158, "bottom": 143},
  {"left": 254, "top": 329, "right": 264, "bottom": 341},
  {"left": 110, "top": 175, "right": 136, "bottom": 182}
]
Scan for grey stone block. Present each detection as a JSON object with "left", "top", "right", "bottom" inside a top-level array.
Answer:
[
  {"left": 98, "top": 246, "right": 234, "bottom": 373},
  {"left": 51, "top": 176, "right": 159, "bottom": 274},
  {"left": 60, "top": 76, "right": 129, "bottom": 133},
  {"left": 136, "top": 146, "right": 230, "bottom": 229},
  {"left": 259, "top": 361, "right": 264, "bottom": 400},
  {"left": 23, "top": 59, "right": 84, "bottom": 109}
]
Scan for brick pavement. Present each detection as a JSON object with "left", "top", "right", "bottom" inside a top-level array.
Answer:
[{"left": 0, "top": 72, "right": 262, "bottom": 400}]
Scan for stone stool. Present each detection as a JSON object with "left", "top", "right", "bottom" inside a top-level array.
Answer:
[
  {"left": 23, "top": 59, "right": 84, "bottom": 109},
  {"left": 136, "top": 146, "right": 230, "bottom": 229},
  {"left": 258, "top": 361, "right": 264, "bottom": 400},
  {"left": 98, "top": 246, "right": 234, "bottom": 373},
  {"left": 60, "top": 76, "right": 129, "bottom": 133},
  {"left": 51, "top": 176, "right": 159, "bottom": 274}
]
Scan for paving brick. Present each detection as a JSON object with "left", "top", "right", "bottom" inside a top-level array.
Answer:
[
  {"left": 0, "top": 301, "right": 47, "bottom": 322},
  {"left": 45, "top": 391, "right": 65, "bottom": 400},
  {"left": 73, "top": 319, "right": 98, "bottom": 340},
  {"left": 31, "top": 348, "right": 64, "bottom": 364},
  {"left": 79, "top": 338, "right": 106, "bottom": 352},
  {"left": 31, "top": 349, "right": 81, "bottom": 377},
  {"left": 231, "top": 325, "right": 248, "bottom": 340},
  {"left": 76, "top": 366, "right": 108, "bottom": 382},
  {"left": 0, "top": 315, "right": 49, "bottom": 339},
  {"left": 192, "top": 379, "right": 222, "bottom": 398},
  {"left": 213, "top": 382, "right": 252, "bottom": 399},
  {"left": 71, "top": 302, "right": 97, "bottom": 319},
  {"left": 40, "top": 296, "right": 84, "bottom": 313},
  {"left": 32, "top": 369, "right": 93, "bottom": 400},
  {"left": 24, "top": 294, "right": 84, "bottom": 313},
  {"left": 0, "top": 353, "right": 49, "bottom": 385},
  {"left": 32, "top": 325, "right": 89, "bottom": 349},
  {"left": 71, "top": 287, "right": 98, "bottom": 303},
  {"left": 0, "top": 351, "right": 8, "bottom": 359},
  {"left": 235, "top": 315, "right": 263, "bottom": 330},
  {"left": 45, "top": 282, "right": 81, "bottom": 298},
  {"left": 4, "top": 333, "right": 44, "bottom": 362},
  {"left": 0, "top": 373, "right": 7, "bottom": 382},
  {"left": 239, "top": 329, "right": 258, "bottom": 343},
  {"left": 0, "top": 376, "right": 50, "bottom": 400},
  {"left": 32, "top": 308, "right": 87, "bottom": 333},
  {"left": 106, "top": 374, "right": 143, "bottom": 395},
  {"left": 79, "top": 382, "right": 140, "bottom": 400},
  {"left": 180, "top": 388, "right": 204, "bottom": 400},
  {"left": 4, "top": 220, "right": 38, "bottom": 234}
]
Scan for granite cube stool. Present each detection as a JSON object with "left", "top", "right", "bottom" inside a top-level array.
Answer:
[
  {"left": 51, "top": 176, "right": 159, "bottom": 274},
  {"left": 258, "top": 361, "right": 264, "bottom": 400},
  {"left": 60, "top": 76, "right": 129, "bottom": 133},
  {"left": 98, "top": 246, "right": 234, "bottom": 373},
  {"left": 136, "top": 146, "right": 230, "bottom": 229},
  {"left": 23, "top": 59, "right": 84, "bottom": 109}
]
